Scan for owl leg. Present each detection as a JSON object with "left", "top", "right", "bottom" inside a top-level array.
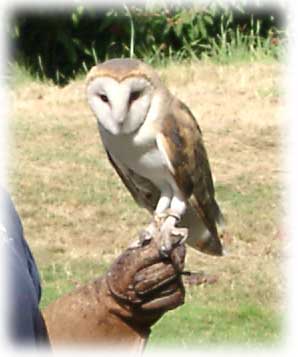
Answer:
[
  {"left": 159, "top": 196, "right": 188, "bottom": 256},
  {"left": 155, "top": 193, "right": 172, "bottom": 215},
  {"left": 138, "top": 189, "right": 172, "bottom": 246}
]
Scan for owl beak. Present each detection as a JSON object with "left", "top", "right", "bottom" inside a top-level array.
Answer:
[
  {"left": 111, "top": 95, "right": 129, "bottom": 130},
  {"left": 113, "top": 107, "right": 127, "bottom": 128},
  {"left": 116, "top": 114, "right": 126, "bottom": 126},
  {"left": 110, "top": 113, "right": 126, "bottom": 135}
]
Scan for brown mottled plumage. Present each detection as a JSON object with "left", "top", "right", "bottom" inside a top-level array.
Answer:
[
  {"left": 86, "top": 58, "right": 224, "bottom": 256},
  {"left": 159, "top": 100, "right": 224, "bottom": 253}
]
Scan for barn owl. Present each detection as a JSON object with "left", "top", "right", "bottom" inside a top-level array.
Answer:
[{"left": 86, "top": 58, "right": 224, "bottom": 256}]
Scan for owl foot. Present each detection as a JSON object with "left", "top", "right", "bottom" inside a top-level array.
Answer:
[
  {"left": 159, "top": 226, "right": 188, "bottom": 257},
  {"left": 135, "top": 221, "right": 159, "bottom": 248},
  {"left": 136, "top": 212, "right": 169, "bottom": 247}
]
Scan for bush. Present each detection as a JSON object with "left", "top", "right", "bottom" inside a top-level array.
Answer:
[{"left": 10, "top": 3, "right": 286, "bottom": 84}]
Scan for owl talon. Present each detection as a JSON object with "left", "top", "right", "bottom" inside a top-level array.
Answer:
[
  {"left": 129, "top": 229, "right": 153, "bottom": 249},
  {"left": 129, "top": 239, "right": 143, "bottom": 249},
  {"left": 171, "top": 227, "right": 188, "bottom": 245},
  {"left": 159, "top": 227, "right": 189, "bottom": 257},
  {"left": 138, "top": 220, "right": 159, "bottom": 247},
  {"left": 139, "top": 229, "right": 153, "bottom": 245},
  {"left": 159, "top": 245, "right": 170, "bottom": 258}
]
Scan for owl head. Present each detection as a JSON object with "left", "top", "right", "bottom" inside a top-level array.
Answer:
[{"left": 86, "top": 58, "right": 165, "bottom": 136}]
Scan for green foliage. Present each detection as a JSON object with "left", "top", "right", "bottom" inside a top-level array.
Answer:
[{"left": 10, "top": 3, "right": 285, "bottom": 84}]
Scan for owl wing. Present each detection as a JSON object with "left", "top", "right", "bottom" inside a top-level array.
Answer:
[
  {"left": 157, "top": 99, "right": 224, "bottom": 255},
  {"left": 105, "top": 150, "right": 160, "bottom": 212}
]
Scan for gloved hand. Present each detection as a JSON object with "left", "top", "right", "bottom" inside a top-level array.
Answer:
[
  {"left": 43, "top": 236, "right": 185, "bottom": 351},
  {"left": 106, "top": 237, "right": 185, "bottom": 327}
]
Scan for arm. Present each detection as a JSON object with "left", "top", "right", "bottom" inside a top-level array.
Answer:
[{"left": 43, "top": 237, "right": 185, "bottom": 352}]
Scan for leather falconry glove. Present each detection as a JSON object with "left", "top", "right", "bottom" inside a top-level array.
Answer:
[{"left": 43, "top": 236, "right": 185, "bottom": 352}]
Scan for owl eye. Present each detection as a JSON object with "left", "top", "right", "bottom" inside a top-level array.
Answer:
[
  {"left": 98, "top": 93, "right": 109, "bottom": 103},
  {"left": 129, "top": 90, "right": 142, "bottom": 104}
]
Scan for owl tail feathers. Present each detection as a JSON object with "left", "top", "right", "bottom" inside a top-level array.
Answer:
[
  {"left": 198, "top": 200, "right": 226, "bottom": 257},
  {"left": 199, "top": 229, "right": 224, "bottom": 256},
  {"left": 183, "top": 214, "right": 224, "bottom": 257},
  {"left": 213, "top": 199, "right": 225, "bottom": 228},
  {"left": 212, "top": 201, "right": 230, "bottom": 257}
]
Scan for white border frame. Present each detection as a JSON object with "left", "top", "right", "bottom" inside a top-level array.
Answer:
[{"left": 1, "top": 1, "right": 297, "bottom": 356}]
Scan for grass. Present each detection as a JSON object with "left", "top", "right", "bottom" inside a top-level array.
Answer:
[
  {"left": 39, "top": 259, "right": 108, "bottom": 309},
  {"left": 7, "top": 62, "right": 51, "bottom": 88},
  {"left": 39, "top": 258, "right": 282, "bottom": 347},
  {"left": 198, "top": 18, "right": 284, "bottom": 65},
  {"left": 149, "top": 295, "right": 281, "bottom": 347},
  {"left": 216, "top": 181, "right": 280, "bottom": 243},
  {"left": 39, "top": 257, "right": 282, "bottom": 347},
  {"left": 9, "top": 59, "right": 284, "bottom": 348}
]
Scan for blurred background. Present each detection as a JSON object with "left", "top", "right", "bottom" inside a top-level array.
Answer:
[{"left": 9, "top": 2, "right": 286, "bottom": 85}]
